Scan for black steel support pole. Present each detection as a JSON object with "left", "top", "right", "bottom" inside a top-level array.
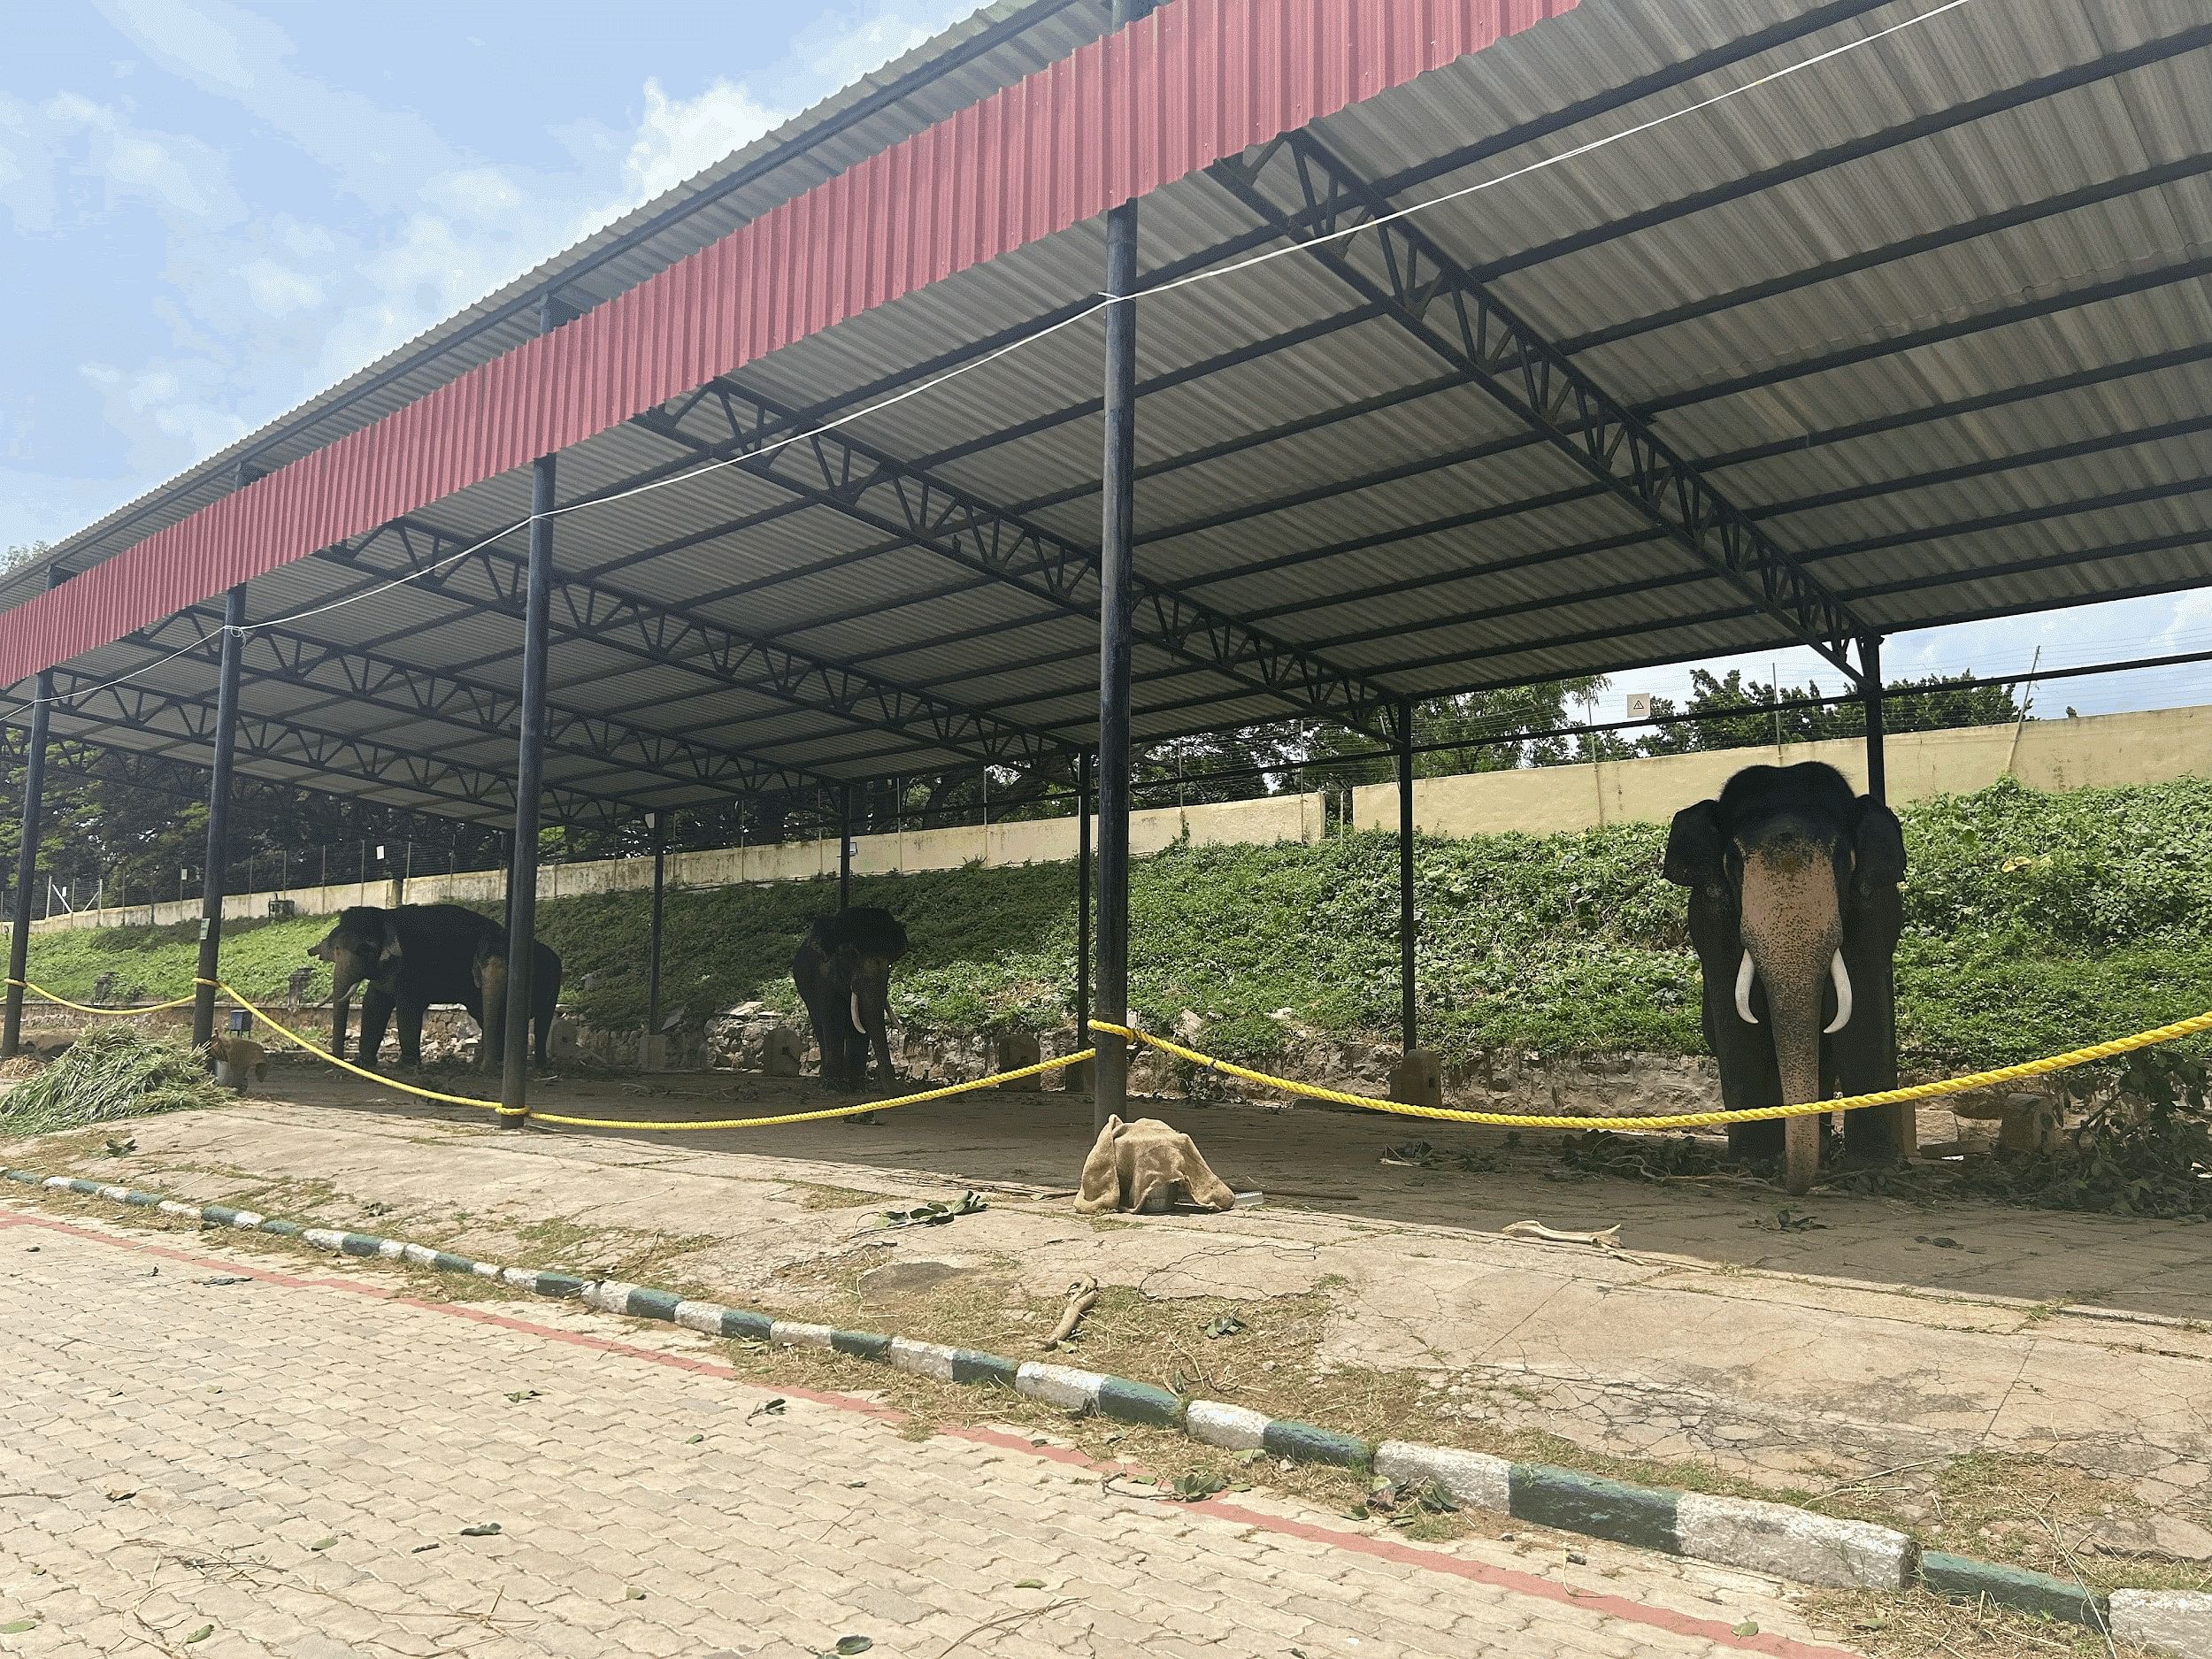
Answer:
[
  {"left": 838, "top": 783, "right": 853, "bottom": 910},
  {"left": 1094, "top": 22, "right": 1146, "bottom": 1130},
  {"left": 647, "top": 814, "right": 666, "bottom": 1034},
  {"left": 191, "top": 583, "right": 250, "bottom": 1048},
  {"left": 1074, "top": 749, "right": 1093, "bottom": 1090},
  {"left": 501, "top": 451, "right": 556, "bottom": 1121},
  {"left": 1396, "top": 701, "right": 1417, "bottom": 1056},
  {"left": 1860, "top": 634, "right": 1887, "bottom": 805},
  {"left": 3, "top": 666, "right": 53, "bottom": 1059}
]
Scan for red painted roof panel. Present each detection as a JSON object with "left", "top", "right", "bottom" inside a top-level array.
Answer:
[{"left": 0, "top": 0, "right": 1570, "bottom": 683}]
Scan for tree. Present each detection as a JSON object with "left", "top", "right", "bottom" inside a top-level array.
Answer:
[{"left": 1633, "top": 669, "right": 2023, "bottom": 756}]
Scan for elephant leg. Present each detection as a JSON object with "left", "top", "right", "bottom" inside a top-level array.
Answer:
[
  {"left": 357, "top": 988, "right": 395, "bottom": 1071},
  {"left": 330, "top": 997, "right": 352, "bottom": 1064},
  {"left": 396, "top": 1002, "right": 426, "bottom": 1070},
  {"left": 801, "top": 987, "right": 844, "bottom": 1087},
  {"left": 1838, "top": 958, "right": 1906, "bottom": 1165},
  {"left": 1703, "top": 982, "right": 1784, "bottom": 1164}
]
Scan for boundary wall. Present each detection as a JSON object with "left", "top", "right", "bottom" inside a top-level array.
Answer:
[
  {"left": 34, "top": 791, "right": 1327, "bottom": 934},
  {"left": 1351, "top": 704, "right": 2212, "bottom": 838}
]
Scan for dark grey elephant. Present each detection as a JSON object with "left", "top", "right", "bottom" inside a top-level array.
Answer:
[
  {"left": 308, "top": 902, "right": 561, "bottom": 1073},
  {"left": 1663, "top": 762, "right": 1908, "bottom": 1194},
  {"left": 790, "top": 907, "right": 909, "bottom": 1090}
]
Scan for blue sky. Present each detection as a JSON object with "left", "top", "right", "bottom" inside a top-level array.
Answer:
[{"left": 4, "top": 0, "right": 2207, "bottom": 729}]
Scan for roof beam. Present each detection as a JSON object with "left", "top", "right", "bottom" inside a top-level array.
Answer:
[
  {"left": 135, "top": 605, "right": 826, "bottom": 802},
  {"left": 1208, "top": 130, "right": 1877, "bottom": 681},
  {"left": 631, "top": 377, "right": 1404, "bottom": 742},
  {"left": 41, "top": 664, "right": 633, "bottom": 831},
  {"left": 311, "top": 517, "right": 1069, "bottom": 775}
]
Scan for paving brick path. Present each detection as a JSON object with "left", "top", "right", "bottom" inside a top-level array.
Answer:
[{"left": 0, "top": 1205, "right": 1859, "bottom": 1659}]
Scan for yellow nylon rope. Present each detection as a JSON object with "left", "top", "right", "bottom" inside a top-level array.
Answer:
[
  {"left": 5, "top": 978, "right": 197, "bottom": 1015},
  {"left": 0, "top": 976, "right": 1087, "bottom": 1130},
  {"left": 1086, "top": 1013, "right": 2212, "bottom": 1133}
]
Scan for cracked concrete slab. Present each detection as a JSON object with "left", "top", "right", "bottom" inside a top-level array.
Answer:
[{"left": 9, "top": 1066, "right": 2210, "bottom": 1542}]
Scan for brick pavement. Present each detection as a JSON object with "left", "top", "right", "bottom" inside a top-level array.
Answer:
[{"left": 0, "top": 1203, "right": 1863, "bottom": 1659}]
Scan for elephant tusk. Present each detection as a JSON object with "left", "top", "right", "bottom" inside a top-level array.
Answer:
[
  {"left": 1734, "top": 950, "right": 1758, "bottom": 1025},
  {"left": 1824, "top": 949, "right": 1854, "bottom": 1035},
  {"left": 850, "top": 991, "right": 865, "bottom": 1034}
]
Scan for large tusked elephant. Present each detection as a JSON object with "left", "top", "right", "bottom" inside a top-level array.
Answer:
[
  {"left": 791, "top": 907, "right": 909, "bottom": 1091},
  {"left": 308, "top": 903, "right": 562, "bottom": 1073},
  {"left": 1663, "top": 762, "right": 1907, "bottom": 1194}
]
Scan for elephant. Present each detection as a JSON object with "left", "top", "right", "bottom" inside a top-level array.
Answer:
[
  {"left": 791, "top": 906, "right": 909, "bottom": 1090},
  {"left": 307, "top": 903, "right": 562, "bottom": 1073},
  {"left": 1662, "top": 761, "right": 1908, "bottom": 1194}
]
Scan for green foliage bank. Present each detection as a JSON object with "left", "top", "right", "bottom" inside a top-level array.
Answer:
[{"left": 26, "top": 776, "right": 2212, "bottom": 1073}]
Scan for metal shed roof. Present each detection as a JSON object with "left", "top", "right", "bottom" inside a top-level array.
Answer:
[{"left": 10, "top": 0, "right": 2210, "bottom": 830}]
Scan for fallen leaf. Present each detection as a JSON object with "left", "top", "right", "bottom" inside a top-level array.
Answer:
[
  {"left": 410, "top": 1543, "right": 440, "bottom": 1555},
  {"left": 748, "top": 1397, "right": 787, "bottom": 1420},
  {"left": 308, "top": 1536, "right": 338, "bottom": 1551},
  {"left": 104, "top": 1489, "right": 136, "bottom": 1502},
  {"left": 626, "top": 1587, "right": 647, "bottom": 1601},
  {"left": 505, "top": 1389, "right": 541, "bottom": 1403},
  {"left": 1014, "top": 1578, "right": 1046, "bottom": 1590},
  {"left": 1566, "top": 1550, "right": 1586, "bottom": 1565},
  {"left": 833, "top": 1640, "right": 873, "bottom": 1656},
  {"left": 686, "top": 1433, "right": 704, "bottom": 1444},
  {"left": 459, "top": 1523, "right": 502, "bottom": 1538},
  {"left": 184, "top": 1627, "right": 213, "bottom": 1645},
  {"left": 1202, "top": 1315, "right": 1246, "bottom": 1340},
  {"left": 1733, "top": 1621, "right": 1760, "bottom": 1637},
  {"left": 0, "top": 1619, "right": 36, "bottom": 1634},
  {"left": 200, "top": 1275, "right": 252, "bottom": 1286}
]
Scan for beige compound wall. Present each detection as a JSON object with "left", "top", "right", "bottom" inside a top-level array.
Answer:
[
  {"left": 33, "top": 791, "right": 1328, "bottom": 934},
  {"left": 1349, "top": 703, "right": 2212, "bottom": 838}
]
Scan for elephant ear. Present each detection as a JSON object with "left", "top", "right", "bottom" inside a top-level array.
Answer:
[
  {"left": 1852, "top": 797, "right": 1907, "bottom": 890},
  {"left": 378, "top": 918, "right": 403, "bottom": 969},
  {"left": 1662, "top": 800, "right": 1725, "bottom": 889}
]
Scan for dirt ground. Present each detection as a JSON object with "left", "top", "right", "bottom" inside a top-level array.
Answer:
[{"left": 9, "top": 1042, "right": 2212, "bottom": 1594}]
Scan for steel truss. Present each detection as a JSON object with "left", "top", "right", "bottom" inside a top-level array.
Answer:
[
  {"left": 1207, "top": 130, "right": 1877, "bottom": 682},
  {"left": 314, "top": 515, "right": 1071, "bottom": 772},
  {"left": 629, "top": 377, "right": 1406, "bottom": 743},
  {"left": 40, "top": 664, "right": 630, "bottom": 830}
]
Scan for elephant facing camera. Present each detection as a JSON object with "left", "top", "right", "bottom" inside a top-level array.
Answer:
[
  {"left": 791, "top": 906, "right": 909, "bottom": 1092},
  {"left": 1663, "top": 762, "right": 1907, "bottom": 1193}
]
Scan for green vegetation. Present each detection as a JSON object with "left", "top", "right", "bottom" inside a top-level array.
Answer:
[
  {"left": 23, "top": 775, "right": 2212, "bottom": 1076},
  {"left": 2, "top": 1026, "right": 229, "bottom": 1135}
]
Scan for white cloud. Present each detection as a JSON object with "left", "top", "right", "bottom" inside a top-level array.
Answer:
[
  {"left": 78, "top": 360, "right": 248, "bottom": 469},
  {"left": 239, "top": 257, "right": 322, "bottom": 316},
  {"left": 576, "top": 76, "right": 785, "bottom": 237},
  {"left": 1, "top": 90, "right": 242, "bottom": 231}
]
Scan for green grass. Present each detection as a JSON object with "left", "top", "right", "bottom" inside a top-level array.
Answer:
[{"left": 26, "top": 774, "right": 2212, "bottom": 1071}]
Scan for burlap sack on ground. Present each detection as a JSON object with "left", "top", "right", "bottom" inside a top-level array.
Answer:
[{"left": 1074, "top": 1115, "right": 1236, "bottom": 1216}]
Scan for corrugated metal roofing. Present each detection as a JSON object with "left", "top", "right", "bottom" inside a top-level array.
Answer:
[{"left": 10, "top": 0, "right": 2211, "bottom": 828}]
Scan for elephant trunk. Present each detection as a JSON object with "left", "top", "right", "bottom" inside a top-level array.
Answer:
[{"left": 1738, "top": 839, "right": 1844, "bottom": 1110}]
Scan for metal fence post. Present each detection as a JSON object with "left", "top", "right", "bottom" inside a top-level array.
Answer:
[{"left": 191, "top": 582, "right": 249, "bottom": 1048}]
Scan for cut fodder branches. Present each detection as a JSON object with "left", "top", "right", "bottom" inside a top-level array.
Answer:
[
  {"left": 0, "top": 1025, "right": 228, "bottom": 1136},
  {"left": 1552, "top": 1129, "right": 1738, "bottom": 1184},
  {"left": 1946, "top": 1048, "right": 2212, "bottom": 1220}
]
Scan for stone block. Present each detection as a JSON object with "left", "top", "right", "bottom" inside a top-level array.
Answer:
[
  {"left": 2110, "top": 1589, "right": 2212, "bottom": 1658},
  {"left": 1374, "top": 1441, "right": 1511, "bottom": 1514},
  {"left": 1388, "top": 1048, "right": 1443, "bottom": 1110},
  {"left": 1999, "top": 1093, "right": 2061, "bottom": 1156},
  {"left": 762, "top": 1025, "right": 802, "bottom": 1077},
  {"left": 637, "top": 1033, "right": 671, "bottom": 1071},
  {"left": 1676, "top": 1493, "right": 1915, "bottom": 1588},
  {"left": 546, "top": 1017, "right": 581, "bottom": 1064},
  {"left": 993, "top": 1032, "right": 1043, "bottom": 1090}
]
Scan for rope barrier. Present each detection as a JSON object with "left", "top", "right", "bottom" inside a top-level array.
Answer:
[
  {"left": 4, "top": 975, "right": 1090, "bottom": 1130},
  {"left": 1085, "top": 1012, "right": 2212, "bottom": 1133},
  {"left": 4, "top": 978, "right": 197, "bottom": 1015}
]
